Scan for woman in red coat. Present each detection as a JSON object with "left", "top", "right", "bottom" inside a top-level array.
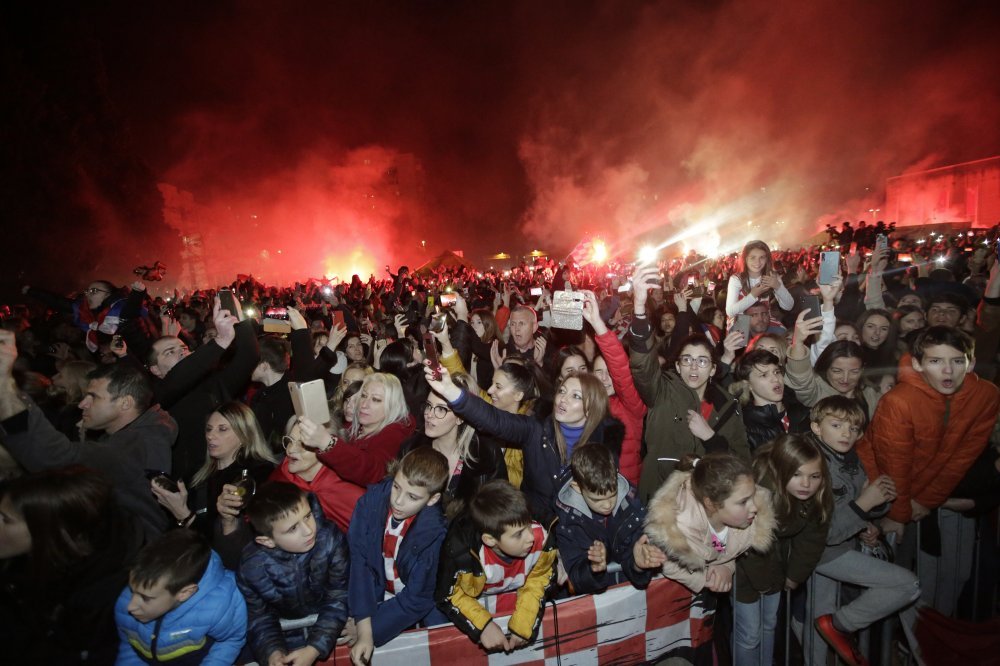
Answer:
[
  {"left": 270, "top": 418, "right": 365, "bottom": 533},
  {"left": 581, "top": 290, "right": 646, "bottom": 485},
  {"left": 300, "top": 372, "right": 416, "bottom": 487}
]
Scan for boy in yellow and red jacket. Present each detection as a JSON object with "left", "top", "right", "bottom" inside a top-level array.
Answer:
[{"left": 435, "top": 480, "right": 557, "bottom": 653}]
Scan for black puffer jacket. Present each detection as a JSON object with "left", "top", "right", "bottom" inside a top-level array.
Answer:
[{"left": 741, "top": 395, "right": 811, "bottom": 454}]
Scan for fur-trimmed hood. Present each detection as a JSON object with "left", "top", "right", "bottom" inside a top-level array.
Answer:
[{"left": 644, "top": 470, "right": 775, "bottom": 573}]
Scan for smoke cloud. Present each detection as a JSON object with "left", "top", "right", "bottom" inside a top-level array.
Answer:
[{"left": 6, "top": 1, "right": 997, "bottom": 292}]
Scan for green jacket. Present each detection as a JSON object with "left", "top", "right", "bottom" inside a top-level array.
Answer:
[
  {"left": 733, "top": 475, "right": 829, "bottom": 603},
  {"left": 629, "top": 319, "right": 750, "bottom": 503}
]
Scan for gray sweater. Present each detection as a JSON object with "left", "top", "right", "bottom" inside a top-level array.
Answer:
[{"left": 0, "top": 400, "right": 177, "bottom": 540}]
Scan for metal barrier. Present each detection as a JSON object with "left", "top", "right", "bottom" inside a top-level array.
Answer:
[{"left": 259, "top": 511, "right": 999, "bottom": 666}]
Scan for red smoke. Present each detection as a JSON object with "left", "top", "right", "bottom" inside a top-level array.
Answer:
[{"left": 93, "top": 1, "right": 1000, "bottom": 288}]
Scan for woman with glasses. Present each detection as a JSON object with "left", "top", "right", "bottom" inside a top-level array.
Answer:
[
  {"left": 397, "top": 372, "right": 506, "bottom": 519},
  {"left": 429, "top": 320, "right": 540, "bottom": 489},
  {"left": 424, "top": 363, "right": 621, "bottom": 525},
  {"left": 149, "top": 401, "right": 278, "bottom": 568},
  {"left": 635, "top": 334, "right": 751, "bottom": 502},
  {"left": 631, "top": 262, "right": 749, "bottom": 502},
  {"left": 269, "top": 418, "right": 364, "bottom": 534}
]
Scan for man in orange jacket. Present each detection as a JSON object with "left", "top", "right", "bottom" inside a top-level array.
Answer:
[{"left": 857, "top": 326, "right": 1000, "bottom": 614}]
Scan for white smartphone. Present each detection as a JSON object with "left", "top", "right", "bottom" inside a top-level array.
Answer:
[{"left": 289, "top": 379, "right": 331, "bottom": 425}]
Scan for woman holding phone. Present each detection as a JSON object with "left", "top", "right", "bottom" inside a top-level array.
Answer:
[{"left": 301, "top": 372, "right": 416, "bottom": 487}]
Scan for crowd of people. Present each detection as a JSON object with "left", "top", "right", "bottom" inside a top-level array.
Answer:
[{"left": 0, "top": 221, "right": 998, "bottom": 666}]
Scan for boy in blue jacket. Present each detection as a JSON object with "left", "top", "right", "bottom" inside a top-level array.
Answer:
[
  {"left": 115, "top": 529, "right": 247, "bottom": 665},
  {"left": 555, "top": 443, "right": 666, "bottom": 594},
  {"left": 238, "top": 482, "right": 349, "bottom": 666},
  {"left": 347, "top": 447, "right": 450, "bottom": 665}
]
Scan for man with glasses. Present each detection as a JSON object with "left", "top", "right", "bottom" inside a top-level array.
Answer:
[{"left": 22, "top": 279, "right": 127, "bottom": 353}]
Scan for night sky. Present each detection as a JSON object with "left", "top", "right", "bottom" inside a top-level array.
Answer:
[{"left": 3, "top": 1, "right": 999, "bottom": 292}]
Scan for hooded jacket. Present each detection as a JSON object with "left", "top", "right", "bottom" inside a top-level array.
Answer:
[
  {"left": 237, "top": 494, "right": 348, "bottom": 662},
  {"left": 115, "top": 551, "right": 247, "bottom": 666},
  {"left": 856, "top": 355, "right": 1000, "bottom": 522},
  {"left": 554, "top": 472, "right": 652, "bottom": 594},
  {"left": 347, "top": 476, "right": 448, "bottom": 646},
  {"left": 644, "top": 470, "right": 775, "bottom": 593},
  {"left": 435, "top": 514, "right": 557, "bottom": 643},
  {"left": 269, "top": 457, "right": 364, "bottom": 535},
  {"left": 629, "top": 319, "right": 750, "bottom": 503}
]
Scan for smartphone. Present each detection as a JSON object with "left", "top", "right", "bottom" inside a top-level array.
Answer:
[
  {"left": 530, "top": 287, "right": 543, "bottom": 297},
  {"left": 263, "top": 307, "right": 292, "bottom": 334},
  {"left": 289, "top": 379, "right": 331, "bottom": 425},
  {"left": 798, "top": 294, "right": 822, "bottom": 320},
  {"left": 875, "top": 234, "right": 888, "bottom": 251},
  {"left": 145, "top": 469, "right": 179, "bottom": 493},
  {"left": 439, "top": 292, "right": 458, "bottom": 308},
  {"left": 731, "top": 314, "right": 751, "bottom": 347},
  {"left": 112, "top": 334, "right": 125, "bottom": 350},
  {"left": 423, "top": 332, "right": 442, "bottom": 380},
  {"left": 218, "top": 289, "right": 244, "bottom": 321},
  {"left": 897, "top": 253, "right": 912, "bottom": 263},
  {"left": 332, "top": 310, "right": 346, "bottom": 330},
  {"left": 551, "top": 290, "right": 585, "bottom": 330},
  {"left": 818, "top": 251, "right": 840, "bottom": 285}
]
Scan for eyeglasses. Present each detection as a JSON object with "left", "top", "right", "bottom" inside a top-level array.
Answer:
[
  {"left": 422, "top": 402, "right": 452, "bottom": 419},
  {"left": 281, "top": 436, "right": 305, "bottom": 450},
  {"left": 678, "top": 355, "right": 712, "bottom": 368},
  {"left": 84, "top": 287, "right": 109, "bottom": 296}
]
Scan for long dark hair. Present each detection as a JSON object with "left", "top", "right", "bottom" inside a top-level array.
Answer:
[
  {"left": 814, "top": 340, "right": 865, "bottom": 379},
  {"left": 738, "top": 240, "right": 775, "bottom": 293},
  {"left": 1, "top": 466, "right": 115, "bottom": 583}
]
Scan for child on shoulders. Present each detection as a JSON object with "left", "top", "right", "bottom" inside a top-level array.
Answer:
[
  {"left": 346, "top": 447, "right": 450, "bottom": 666},
  {"left": 554, "top": 442, "right": 666, "bottom": 594},
  {"left": 238, "top": 483, "right": 349, "bottom": 666},
  {"left": 115, "top": 530, "right": 247, "bottom": 665},
  {"left": 437, "top": 480, "right": 558, "bottom": 653}
]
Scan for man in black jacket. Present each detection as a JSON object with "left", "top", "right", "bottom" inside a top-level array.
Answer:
[{"left": 131, "top": 296, "right": 258, "bottom": 483}]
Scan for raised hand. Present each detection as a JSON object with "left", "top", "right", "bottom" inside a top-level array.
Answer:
[
  {"left": 326, "top": 323, "right": 348, "bottom": 352},
  {"left": 490, "top": 339, "right": 507, "bottom": 369},
  {"left": 286, "top": 306, "right": 308, "bottom": 331},
  {"left": 791, "top": 308, "right": 823, "bottom": 351},
  {"left": 213, "top": 296, "right": 239, "bottom": 349}
]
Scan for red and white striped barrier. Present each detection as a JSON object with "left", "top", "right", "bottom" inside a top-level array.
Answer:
[{"left": 317, "top": 577, "right": 712, "bottom": 665}]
